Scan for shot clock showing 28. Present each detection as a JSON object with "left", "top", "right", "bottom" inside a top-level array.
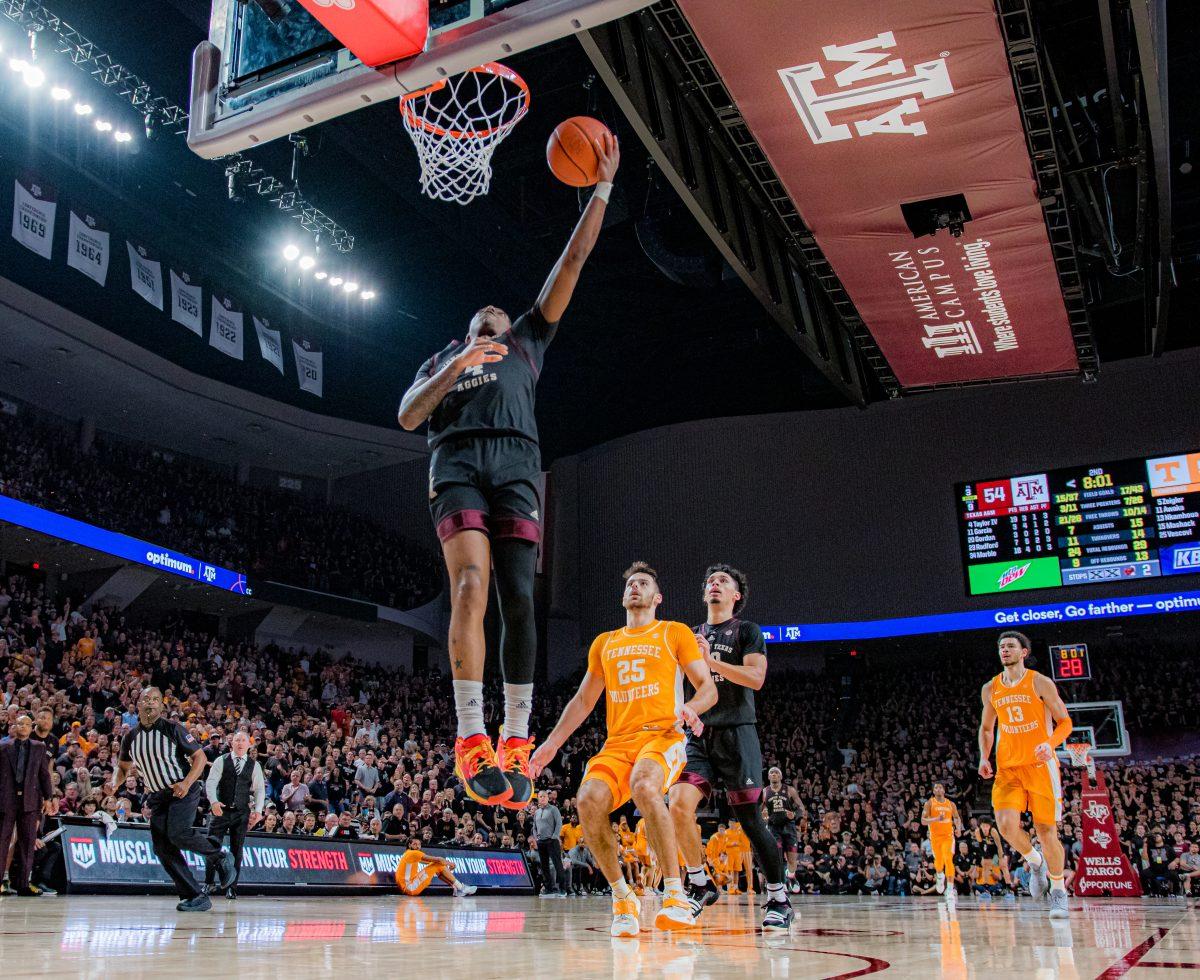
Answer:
[{"left": 956, "top": 450, "right": 1200, "bottom": 596}]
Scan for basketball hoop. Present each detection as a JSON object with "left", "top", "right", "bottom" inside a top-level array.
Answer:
[
  {"left": 399, "top": 62, "right": 530, "bottom": 205},
  {"left": 1065, "top": 742, "right": 1096, "bottom": 778}
]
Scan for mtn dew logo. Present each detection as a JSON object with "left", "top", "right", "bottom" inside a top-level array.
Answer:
[
  {"left": 968, "top": 556, "right": 1061, "bottom": 596},
  {"left": 997, "top": 562, "right": 1031, "bottom": 590}
]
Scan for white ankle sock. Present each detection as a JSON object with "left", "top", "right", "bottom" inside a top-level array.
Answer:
[
  {"left": 611, "top": 878, "right": 632, "bottom": 900},
  {"left": 453, "top": 680, "right": 485, "bottom": 739},
  {"left": 663, "top": 876, "right": 683, "bottom": 896},
  {"left": 767, "top": 883, "right": 787, "bottom": 902},
  {"left": 502, "top": 683, "right": 533, "bottom": 741},
  {"left": 1049, "top": 874, "right": 1066, "bottom": 894},
  {"left": 686, "top": 866, "right": 708, "bottom": 887},
  {"left": 1023, "top": 849, "right": 1044, "bottom": 868}
]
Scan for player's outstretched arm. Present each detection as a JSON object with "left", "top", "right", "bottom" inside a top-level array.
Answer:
[
  {"left": 397, "top": 338, "right": 509, "bottom": 430},
  {"left": 978, "top": 681, "right": 997, "bottom": 778},
  {"left": 535, "top": 133, "right": 620, "bottom": 324},
  {"left": 529, "top": 670, "right": 604, "bottom": 777}
]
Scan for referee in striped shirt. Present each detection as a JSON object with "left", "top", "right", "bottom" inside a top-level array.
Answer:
[{"left": 110, "top": 688, "right": 234, "bottom": 911}]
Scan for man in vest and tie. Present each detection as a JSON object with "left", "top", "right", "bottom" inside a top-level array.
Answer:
[{"left": 204, "top": 730, "right": 265, "bottom": 899}]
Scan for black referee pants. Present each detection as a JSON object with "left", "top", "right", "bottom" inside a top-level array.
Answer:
[
  {"left": 205, "top": 808, "right": 251, "bottom": 887},
  {"left": 148, "top": 783, "right": 222, "bottom": 899}
]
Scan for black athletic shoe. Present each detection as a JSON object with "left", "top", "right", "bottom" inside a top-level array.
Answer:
[
  {"left": 177, "top": 894, "right": 213, "bottom": 912},
  {"left": 225, "top": 886, "right": 238, "bottom": 900},
  {"left": 215, "top": 852, "right": 237, "bottom": 891},
  {"left": 686, "top": 879, "right": 721, "bottom": 918},
  {"left": 761, "top": 899, "right": 795, "bottom": 933}
]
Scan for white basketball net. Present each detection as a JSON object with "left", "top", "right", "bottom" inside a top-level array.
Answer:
[
  {"left": 1065, "top": 742, "right": 1095, "bottom": 776},
  {"left": 400, "top": 63, "right": 529, "bottom": 206}
]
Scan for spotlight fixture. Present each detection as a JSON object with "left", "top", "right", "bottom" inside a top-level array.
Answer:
[
  {"left": 299, "top": 255, "right": 315, "bottom": 270},
  {"left": 329, "top": 276, "right": 344, "bottom": 287},
  {"left": 114, "top": 131, "right": 132, "bottom": 143},
  {"left": 74, "top": 102, "right": 93, "bottom": 116},
  {"left": 313, "top": 270, "right": 328, "bottom": 281},
  {"left": 8, "top": 57, "right": 27, "bottom": 73},
  {"left": 361, "top": 290, "right": 376, "bottom": 300},
  {"left": 50, "top": 86, "right": 71, "bottom": 101},
  {"left": 21, "top": 64, "right": 44, "bottom": 87},
  {"left": 343, "top": 281, "right": 358, "bottom": 293},
  {"left": 94, "top": 119, "right": 113, "bottom": 132},
  {"left": 282, "top": 244, "right": 300, "bottom": 261}
]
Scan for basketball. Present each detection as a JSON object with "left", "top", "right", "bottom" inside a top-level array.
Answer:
[{"left": 546, "top": 116, "right": 611, "bottom": 187}]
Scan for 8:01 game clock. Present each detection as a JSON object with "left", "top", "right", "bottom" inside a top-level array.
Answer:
[{"left": 1049, "top": 643, "right": 1091, "bottom": 682}]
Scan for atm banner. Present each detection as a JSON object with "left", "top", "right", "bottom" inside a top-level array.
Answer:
[
  {"left": 677, "top": 0, "right": 1079, "bottom": 387},
  {"left": 62, "top": 823, "right": 532, "bottom": 893}
]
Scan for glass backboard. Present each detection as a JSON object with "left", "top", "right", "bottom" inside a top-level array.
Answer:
[{"left": 188, "top": 0, "right": 653, "bottom": 159}]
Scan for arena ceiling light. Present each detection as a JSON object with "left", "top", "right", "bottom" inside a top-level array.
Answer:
[
  {"left": 361, "top": 290, "right": 376, "bottom": 300},
  {"left": 73, "top": 101, "right": 92, "bottom": 116},
  {"left": 298, "top": 255, "right": 315, "bottom": 270},
  {"left": 282, "top": 243, "right": 300, "bottom": 261},
  {"left": 329, "top": 275, "right": 344, "bottom": 287},
  {"left": 21, "top": 63, "right": 43, "bottom": 87},
  {"left": 94, "top": 119, "right": 112, "bottom": 132},
  {"left": 49, "top": 85, "right": 70, "bottom": 100},
  {"left": 313, "top": 270, "right": 328, "bottom": 281}
]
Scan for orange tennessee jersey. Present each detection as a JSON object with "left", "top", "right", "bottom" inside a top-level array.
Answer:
[
  {"left": 587, "top": 620, "right": 702, "bottom": 737},
  {"left": 990, "top": 670, "right": 1053, "bottom": 769},
  {"left": 927, "top": 798, "right": 956, "bottom": 839},
  {"left": 398, "top": 849, "right": 427, "bottom": 875},
  {"left": 634, "top": 819, "right": 649, "bottom": 855}
]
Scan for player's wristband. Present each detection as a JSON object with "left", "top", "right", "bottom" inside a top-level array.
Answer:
[
  {"left": 594, "top": 181, "right": 613, "bottom": 203},
  {"left": 1048, "top": 716, "right": 1073, "bottom": 749}
]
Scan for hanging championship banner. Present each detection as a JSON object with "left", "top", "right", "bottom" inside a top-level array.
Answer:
[
  {"left": 292, "top": 338, "right": 323, "bottom": 397},
  {"left": 66, "top": 209, "right": 110, "bottom": 285},
  {"left": 127, "top": 241, "right": 164, "bottom": 311},
  {"left": 169, "top": 269, "right": 203, "bottom": 336},
  {"left": 210, "top": 294, "right": 244, "bottom": 360},
  {"left": 253, "top": 315, "right": 285, "bottom": 374},
  {"left": 11, "top": 173, "right": 56, "bottom": 259}
]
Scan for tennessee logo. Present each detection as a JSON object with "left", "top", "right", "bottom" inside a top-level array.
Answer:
[{"left": 778, "top": 31, "right": 954, "bottom": 145}]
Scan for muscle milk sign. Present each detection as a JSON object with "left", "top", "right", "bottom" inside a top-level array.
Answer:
[
  {"left": 675, "top": 0, "right": 1079, "bottom": 386},
  {"left": 1072, "top": 769, "right": 1142, "bottom": 896}
]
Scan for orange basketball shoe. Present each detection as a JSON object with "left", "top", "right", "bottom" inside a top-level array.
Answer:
[
  {"left": 497, "top": 735, "right": 535, "bottom": 810},
  {"left": 454, "top": 734, "right": 513, "bottom": 806}
]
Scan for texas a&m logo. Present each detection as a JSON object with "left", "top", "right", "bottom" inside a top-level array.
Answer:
[
  {"left": 778, "top": 31, "right": 954, "bottom": 145},
  {"left": 70, "top": 836, "right": 97, "bottom": 869},
  {"left": 1083, "top": 800, "right": 1111, "bottom": 822}
]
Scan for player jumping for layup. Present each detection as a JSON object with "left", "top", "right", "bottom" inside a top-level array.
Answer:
[
  {"left": 530, "top": 562, "right": 716, "bottom": 936},
  {"left": 398, "top": 137, "right": 620, "bottom": 809},
  {"left": 978, "top": 630, "right": 1073, "bottom": 920},
  {"left": 668, "top": 564, "right": 795, "bottom": 932},
  {"left": 921, "top": 782, "right": 962, "bottom": 905}
]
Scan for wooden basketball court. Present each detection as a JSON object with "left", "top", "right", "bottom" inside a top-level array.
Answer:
[{"left": 1, "top": 892, "right": 1196, "bottom": 978}]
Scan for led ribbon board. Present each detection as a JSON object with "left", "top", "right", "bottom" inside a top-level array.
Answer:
[{"left": 0, "top": 493, "right": 250, "bottom": 594}]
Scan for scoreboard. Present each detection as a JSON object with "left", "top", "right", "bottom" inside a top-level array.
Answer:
[
  {"left": 1048, "top": 643, "right": 1091, "bottom": 681},
  {"left": 956, "top": 450, "right": 1200, "bottom": 595}
]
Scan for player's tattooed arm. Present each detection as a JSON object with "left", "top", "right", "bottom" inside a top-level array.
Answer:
[{"left": 397, "top": 338, "right": 508, "bottom": 430}]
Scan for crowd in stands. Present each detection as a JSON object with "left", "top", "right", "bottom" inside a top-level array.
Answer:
[
  {"left": 0, "top": 412, "right": 440, "bottom": 608},
  {"left": 1, "top": 567, "right": 1198, "bottom": 897}
]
